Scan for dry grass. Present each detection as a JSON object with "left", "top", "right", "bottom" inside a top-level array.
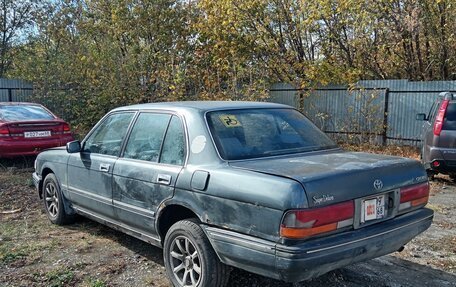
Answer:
[
  {"left": 340, "top": 143, "right": 421, "bottom": 160},
  {"left": 1, "top": 145, "right": 455, "bottom": 286}
]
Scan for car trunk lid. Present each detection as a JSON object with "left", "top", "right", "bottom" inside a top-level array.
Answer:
[
  {"left": 229, "top": 150, "right": 427, "bottom": 208},
  {"left": 5, "top": 120, "right": 66, "bottom": 139}
]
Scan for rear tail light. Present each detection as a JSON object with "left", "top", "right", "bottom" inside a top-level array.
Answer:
[
  {"left": 434, "top": 99, "right": 449, "bottom": 136},
  {"left": 399, "top": 182, "right": 429, "bottom": 211},
  {"left": 0, "top": 124, "right": 10, "bottom": 137},
  {"left": 62, "top": 123, "right": 72, "bottom": 134},
  {"left": 280, "top": 201, "right": 354, "bottom": 239}
]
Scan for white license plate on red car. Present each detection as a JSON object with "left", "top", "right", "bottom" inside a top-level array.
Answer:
[
  {"left": 361, "top": 195, "right": 385, "bottom": 223},
  {"left": 24, "top": 131, "right": 51, "bottom": 138}
]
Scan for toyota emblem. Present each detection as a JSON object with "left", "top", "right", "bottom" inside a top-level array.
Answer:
[{"left": 373, "top": 179, "right": 383, "bottom": 190}]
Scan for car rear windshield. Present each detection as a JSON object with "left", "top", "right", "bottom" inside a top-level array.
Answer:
[
  {"left": 0, "top": 105, "right": 54, "bottom": 121},
  {"left": 206, "top": 108, "right": 338, "bottom": 160},
  {"left": 443, "top": 102, "right": 456, "bottom": 130}
]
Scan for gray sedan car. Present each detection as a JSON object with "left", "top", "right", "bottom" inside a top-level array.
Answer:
[{"left": 33, "top": 101, "right": 433, "bottom": 286}]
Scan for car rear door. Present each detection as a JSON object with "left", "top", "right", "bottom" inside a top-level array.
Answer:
[
  {"left": 66, "top": 112, "right": 136, "bottom": 219},
  {"left": 112, "top": 112, "right": 186, "bottom": 237}
]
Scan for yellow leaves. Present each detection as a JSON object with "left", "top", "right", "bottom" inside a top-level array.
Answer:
[{"left": 8, "top": 0, "right": 456, "bottom": 130}]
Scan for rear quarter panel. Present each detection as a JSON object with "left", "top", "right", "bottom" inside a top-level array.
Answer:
[{"left": 170, "top": 164, "right": 306, "bottom": 242}]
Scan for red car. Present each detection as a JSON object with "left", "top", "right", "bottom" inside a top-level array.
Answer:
[{"left": 0, "top": 102, "right": 74, "bottom": 158}]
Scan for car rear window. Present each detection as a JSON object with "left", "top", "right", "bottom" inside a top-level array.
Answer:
[
  {"left": 207, "top": 108, "right": 337, "bottom": 160},
  {"left": 0, "top": 105, "right": 54, "bottom": 121},
  {"left": 443, "top": 102, "right": 456, "bottom": 130}
]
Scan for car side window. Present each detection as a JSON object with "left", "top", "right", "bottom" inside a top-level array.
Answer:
[
  {"left": 428, "top": 100, "right": 439, "bottom": 122},
  {"left": 160, "top": 116, "right": 186, "bottom": 166},
  {"left": 443, "top": 102, "right": 456, "bottom": 130},
  {"left": 123, "top": 113, "right": 171, "bottom": 162},
  {"left": 83, "top": 112, "right": 134, "bottom": 156}
]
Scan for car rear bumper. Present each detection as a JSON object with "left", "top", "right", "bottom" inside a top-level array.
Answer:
[
  {"left": 425, "top": 147, "right": 456, "bottom": 173},
  {"left": 0, "top": 136, "right": 73, "bottom": 157},
  {"left": 427, "top": 159, "right": 456, "bottom": 173},
  {"left": 203, "top": 208, "right": 433, "bottom": 283}
]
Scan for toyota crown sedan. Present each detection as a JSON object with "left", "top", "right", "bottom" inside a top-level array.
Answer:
[{"left": 33, "top": 101, "right": 433, "bottom": 287}]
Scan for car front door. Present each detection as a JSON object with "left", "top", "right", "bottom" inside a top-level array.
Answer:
[
  {"left": 66, "top": 112, "right": 136, "bottom": 218},
  {"left": 112, "top": 113, "right": 186, "bottom": 237}
]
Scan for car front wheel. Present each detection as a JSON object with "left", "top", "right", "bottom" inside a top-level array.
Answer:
[
  {"left": 163, "top": 219, "right": 229, "bottom": 287},
  {"left": 43, "top": 173, "right": 73, "bottom": 225}
]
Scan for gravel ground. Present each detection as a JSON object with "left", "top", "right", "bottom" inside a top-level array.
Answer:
[{"left": 1, "top": 164, "right": 455, "bottom": 287}]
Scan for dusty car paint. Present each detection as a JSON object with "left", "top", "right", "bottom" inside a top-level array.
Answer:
[
  {"left": 230, "top": 151, "right": 427, "bottom": 208},
  {"left": 33, "top": 101, "right": 433, "bottom": 284}
]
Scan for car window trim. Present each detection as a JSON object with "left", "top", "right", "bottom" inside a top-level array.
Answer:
[
  {"left": 158, "top": 115, "right": 187, "bottom": 165},
  {"left": 157, "top": 116, "right": 172, "bottom": 164},
  {"left": 120, "top": 111, "right": 171, "bottom": 163},
  {"left": 428, "top": 100, "right": 438, "bottom": 122},
  {"left": 119, "top": 110, "right": 188, "bottom": 167},
  {"left": 81, "top": 111, "right": 138, "bottom": 157},
  {"left": 118, "top": 111, "right": 141, "bottom": 158},
  {"left": 204, "top": 107, "right": 339, "bottom": 162}
]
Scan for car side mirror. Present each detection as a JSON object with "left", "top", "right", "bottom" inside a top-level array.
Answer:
[
  {"left": 66, "top": 140, "right": 81, "bottom": 153},
  {"left": 416, "top": 113, "right": 427, "bottom": 121}
]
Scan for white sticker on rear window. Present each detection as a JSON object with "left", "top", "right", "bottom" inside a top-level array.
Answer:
[{"left": 191, "top": 135, "right": 206, "bottom": 154}]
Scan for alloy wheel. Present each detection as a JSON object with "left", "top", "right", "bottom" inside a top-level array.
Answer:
[
  {"left": 44, "top": 181, "right": 59, "bottom": 218},
  {"left": 169, "top": 235, "right": 202, "bottom": 287}
]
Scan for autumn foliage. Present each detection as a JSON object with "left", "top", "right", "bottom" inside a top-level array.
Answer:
[{"left": 2, "top": 0, "right": 456, "bottom": 132}]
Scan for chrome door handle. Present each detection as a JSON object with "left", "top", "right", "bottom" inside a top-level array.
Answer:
[
  {"left": 157, "top": 174, "right": 171, "bottom": 185},
  {"left": 99, "top": 163, "right": 110, "bottom": 172}
]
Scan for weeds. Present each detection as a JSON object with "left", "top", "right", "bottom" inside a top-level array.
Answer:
[
  {"left": 45, "top": 267, "right": 75, "bottom": 287},
  {"left": 1, "top": 250, "right": 28, "bottom": 264},
  {"left": 88, "top": 278, "right": 107, "bottom": 287},
  {"left": 340, "top": 143, "right": 420, "bottom": 159},
  {"left": 0, "top": 156, "right": 36, "bottom": 171}
]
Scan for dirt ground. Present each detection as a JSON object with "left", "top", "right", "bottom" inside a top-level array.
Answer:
[{"left": 1, "top": 150, "right": 456, "bottom": 287}]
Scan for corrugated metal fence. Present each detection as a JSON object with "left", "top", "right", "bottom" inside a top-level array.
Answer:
[
  {"left": 4, "top": 78, "right": 456, "bottom": 146},
  {"left": 0, "top": 78, "right": 33, "bottom": 102},
  {"left": 0, "top": 79, "right": 73, "bottom": 121},
  {"left": 270, "top": 80, "right": 456, "bottom": 146}
]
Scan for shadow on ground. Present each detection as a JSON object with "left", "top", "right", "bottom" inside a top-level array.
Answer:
[
  {"left": 0, "top": 156, "right": 35, "bottom": 170},
  {"left": 65, "top": 217, "right": 456, "bottom": 287}
]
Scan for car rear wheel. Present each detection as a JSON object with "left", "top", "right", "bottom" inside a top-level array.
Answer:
[
  {"left": 163, "top": 219, "right": 229, "bottom": 287},
  {"left": 426, "top": 169, "right": 436, "bottom": 180},
  {"left": 43, "top": 173, "right": 73, "bottom": 225},
  {"left": 449, "top": 173, "right": 456, "bottom": 182}
]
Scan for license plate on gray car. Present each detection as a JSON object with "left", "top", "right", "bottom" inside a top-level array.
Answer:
[{"left": 361, "top": 195, "right": 385, "bottom": 223}]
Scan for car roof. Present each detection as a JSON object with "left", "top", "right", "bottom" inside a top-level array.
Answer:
[
  {"left": 438, "top": 92, "right": 455, "bottom": 101},
  {"left": 113, "top": 101, "right": 292, "bottom": 112},
  {"left": 0, "top": 102, "right": 42, "bottom": 106}
]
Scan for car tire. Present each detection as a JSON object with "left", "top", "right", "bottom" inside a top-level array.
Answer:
[
  {"left": 43, "top": 173, "right": 73, "bottom": 225},
  {"left": 426, "top": 169, "right": 436, "bottom": 181},
  {"left": 163, "top": 219, "right": 230, "bottom": 287},
  {"left": 449, "top": 174, "right": 456, "bottom": 182}
]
